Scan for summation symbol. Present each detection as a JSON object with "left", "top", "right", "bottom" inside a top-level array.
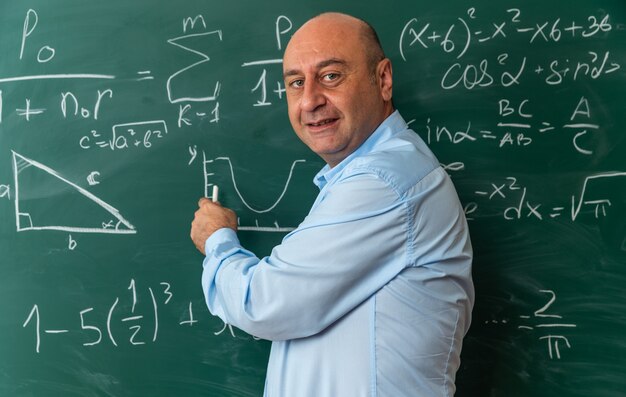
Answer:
[{"left": 166, "top": 29, "right": 223, "bottom": 104}]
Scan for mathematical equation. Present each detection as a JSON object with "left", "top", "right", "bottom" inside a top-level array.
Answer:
[
  {"left": 21, "top": 279, "right": 237, "bottom": 353},
  {"left": 466, "top": 171, "right": 626, "bottom": 222},
  {"left": 0, "top": 8, "right": 621, "bottom": 131},
  {"left": 401, "top": 9, "right": 613, "bottom": 58},
  {"left": 487, "top": 289, "right": 577, "bottom": 360},
  {"left": 399, "top": 8, "right": 621, "bottom": 89},
  {"left": 415, "top": 96, "right": 602, "bottom": 155},
  {"left": 79, "top": 120, "right": 169, "bottom": 152},
  {"left": 0, "top": 9, "right": 222, "bottom": 131},
  {"left": 1, "top": 7, "right": 622, "bottom": 113}
]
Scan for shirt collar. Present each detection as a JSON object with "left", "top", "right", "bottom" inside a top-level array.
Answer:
[{"left": 313, "top": 110, "right": 407, "bottom": 189}]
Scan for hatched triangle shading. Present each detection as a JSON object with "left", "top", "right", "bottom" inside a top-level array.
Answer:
[{"left": 12, "top": 151, "right": 136, "bottom": 234}]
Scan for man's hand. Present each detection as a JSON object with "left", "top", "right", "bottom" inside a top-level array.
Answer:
[{"left": 190, "top": 198, "right": 238, "bottom": 255}]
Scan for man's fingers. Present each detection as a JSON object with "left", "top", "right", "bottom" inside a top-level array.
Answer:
[{"left": 198, "top": 197, "right": 216, "bottom": 208}]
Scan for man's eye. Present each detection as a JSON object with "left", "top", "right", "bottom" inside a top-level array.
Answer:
[
  {"left": 289, "top": 79, "right": 304, "bottom": 88},
  {"left": 323, "top": 73, "right": 339, "bottom": 81}
]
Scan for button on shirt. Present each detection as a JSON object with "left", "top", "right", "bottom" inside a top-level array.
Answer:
[{"left": 201, "top": 111, "right": 474, "bottom": 397}]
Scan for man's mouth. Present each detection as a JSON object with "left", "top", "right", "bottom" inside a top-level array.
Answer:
[{"left": 307, "top": 118, "right": 338, "bottom": 127}]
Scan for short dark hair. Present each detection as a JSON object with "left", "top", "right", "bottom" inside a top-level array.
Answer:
[{"left": 359, "top": 18, "right": 386, "bottom": 71}]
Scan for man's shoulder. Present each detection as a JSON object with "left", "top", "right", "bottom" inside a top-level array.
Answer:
[{"left": 345, "top": 129, "right": 441, "bottom": 194}]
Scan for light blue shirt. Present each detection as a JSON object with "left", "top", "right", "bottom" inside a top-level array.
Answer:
[{"left": 202, "top": 111, "right": 474, "bottom": 397}]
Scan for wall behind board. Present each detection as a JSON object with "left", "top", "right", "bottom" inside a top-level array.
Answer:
[{"left": 1, "top": 1, "right": 625, "bottom": 396}]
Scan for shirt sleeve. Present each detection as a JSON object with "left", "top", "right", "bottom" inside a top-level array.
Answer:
[{"left": 201, "top": 170, "right": 411, "bottom": 341}]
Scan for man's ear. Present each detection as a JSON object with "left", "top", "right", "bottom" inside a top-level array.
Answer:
[{"left": 377, "top": 58, "right": 393, "bottom": 102}]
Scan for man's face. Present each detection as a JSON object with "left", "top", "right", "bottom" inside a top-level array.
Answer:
[{"left": 282, "top": 16, "right": 392, "bottom": 167}]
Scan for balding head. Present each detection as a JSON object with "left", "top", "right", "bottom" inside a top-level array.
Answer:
[{"left": 288, "top": 13, "right": 385, "bottom": 79}]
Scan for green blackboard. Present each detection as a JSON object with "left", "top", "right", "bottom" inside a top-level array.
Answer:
[{"left": 1, "top": 1, "right": 625, "bottom": 396}]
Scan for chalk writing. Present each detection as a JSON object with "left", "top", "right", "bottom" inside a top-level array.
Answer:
[
  {"left": 471, "top": 172, "right": 626, "bottom": 221},
  {"left": 414, "top": 96, "right": 605, "bottom": 155},
  {"left": 22, "top": 279, "right": 242, "bottom": 353},
  {"left": 202, "top": 152, "right": 304, "bottom": 232},
  {"left": 11, "top": 151, "right": 136, "bottom": 234},
  {"left": 241, "top": 16, "right": 292, "bottom": 107},
  {"left": 79, "top": 120, "right": 169, "bottom": 151},
  {"left": 518, "top": 290, "right": 577, "bottom": 359},
  {"left": 399, "top": 9, "right": 621, "bottom": 89},
  {"left": 165, "top": 18, "right": 223, "bottom": 130},
  {"left": 400, "top": 9, "right": 615, "bottom": 59},
  {"left": 166, "top": 30, "right": 223, "bottom": 104},
  {"left": 486, "top": 289, "right": 578, "bottom": 360}
]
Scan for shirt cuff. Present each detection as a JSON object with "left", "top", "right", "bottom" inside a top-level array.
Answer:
[{"left": 204, "top": 228, "right": 239, "bottom": 258}]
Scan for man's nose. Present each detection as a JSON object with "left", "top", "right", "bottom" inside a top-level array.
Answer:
[{"left": 301, "top": 80, "right": 326, "bottom": 112}]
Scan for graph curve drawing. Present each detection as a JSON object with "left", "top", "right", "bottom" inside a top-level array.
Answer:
[
  {"left": 11, "top": 151, "right": 136, "bottom": 234},
  {"left": 206, "top": 155, "right": 306, "bottom": 214}
]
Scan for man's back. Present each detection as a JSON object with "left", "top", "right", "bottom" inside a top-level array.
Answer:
[{"left": 261, "top": 112, "right": 474, "bottom": 396}]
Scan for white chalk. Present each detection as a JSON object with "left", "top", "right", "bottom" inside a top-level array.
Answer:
[{"left": 212, "top": 185, "right": 219, "bottom": 203}]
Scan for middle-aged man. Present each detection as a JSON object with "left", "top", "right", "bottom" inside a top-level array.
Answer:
[{"left": 191, "top": 12, "right": 474, "bottom": 397}]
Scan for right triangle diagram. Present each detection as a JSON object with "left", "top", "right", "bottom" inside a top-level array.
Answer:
[{"left": 12, "top": 151, "right": 136, "bottom": 234}]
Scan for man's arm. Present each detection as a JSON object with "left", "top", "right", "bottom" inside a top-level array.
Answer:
[
  {"left": 193, "top": 172, "right": 415, "bottom": 341},
  {"left": 192, "top": 166, "right": 471, "bottom": 341}
]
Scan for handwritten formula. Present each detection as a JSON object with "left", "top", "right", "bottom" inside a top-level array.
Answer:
[
  {"left": 21, "top": 279, "right": 239, "bottom": 353},
  {"left": 400, "top": 9, "right": 619, "bottom": 87}
]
